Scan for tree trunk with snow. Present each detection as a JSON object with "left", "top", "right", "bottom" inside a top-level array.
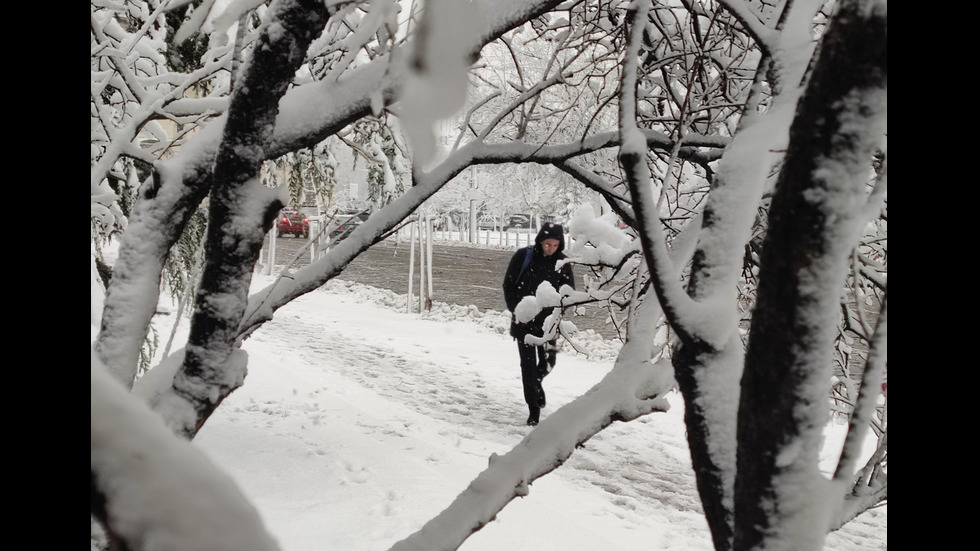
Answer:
[
  {"left": 170, "top": 0, "right": 333, "bottom": 438},
  {"left": 733, "top": 2, "right": 886, "bottom": 548},
  {"left": 618, "top": 1, "right": 887, "bottom": 549}
]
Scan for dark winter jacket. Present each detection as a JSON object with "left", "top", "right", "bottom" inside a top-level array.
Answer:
[{"left": 502, "top": 223, "right": 575, "bottom": 339}]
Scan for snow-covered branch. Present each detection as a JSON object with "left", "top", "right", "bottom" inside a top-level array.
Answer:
[
  {"left": 95, "top": 0, "right": 569, "bottom": 388},
  {"left": 92, "top": 355, "right": 281, "bottom": 551},
  {"left": 716, "top": 0, "right": 780, "bottom": 55},
  {"left": 90, "top": 6, "right": 234, "bottom": 191},
  {"left": 553, "top": 159, "right": 635, "bottom": 223},
  {"left": 390, "top": 343, "right": 674, "bottom": 551},
  {"left": 620, "top": 2, "right": 700, "bottom": 340},
  {"left": 240, "top": 116, "right": 729, "bottom": 337},
  {"left": 833, "top": 291, "right": 887, "bottom": 526}
]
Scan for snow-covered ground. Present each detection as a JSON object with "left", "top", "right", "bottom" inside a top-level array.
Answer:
[{"left": 140, "top": 270, "right": 886, "bottom": 551}]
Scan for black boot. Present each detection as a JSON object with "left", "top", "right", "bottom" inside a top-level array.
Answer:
[{"left": 526, "top": 406, "right": 540, "bottom": 426}]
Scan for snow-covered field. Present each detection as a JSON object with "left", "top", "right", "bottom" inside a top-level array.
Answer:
[{"left": 162, "top": 272, "right": 887, "bottom": 551}]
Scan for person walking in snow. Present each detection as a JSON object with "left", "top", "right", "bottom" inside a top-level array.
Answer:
[{"left": 502, "top": 223, "right": 575, "bottom": 426}]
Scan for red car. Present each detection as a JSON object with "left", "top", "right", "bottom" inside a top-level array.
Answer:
[{"left": 276, "top": 209, "right": 310, "bottom": 238}]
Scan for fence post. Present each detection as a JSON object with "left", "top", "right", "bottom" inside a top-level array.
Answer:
[
  {"left": 425, "top": 216, "right": 433, "bottom": 310},
  {"left": 407, "top": 223, "right": 416, "bottom": 313},
  {"left": 308, "top": 226, "right": 315, "bottom": 264},
  {"left": 418, "top": 218, "right": 427, "bottom": 312},
  {"left": 265, "top": 229, "right": 276, "bottom": 275}
]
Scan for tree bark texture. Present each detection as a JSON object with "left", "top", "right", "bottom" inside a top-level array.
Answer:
[
  {"left": 174, "top": 0, "right": 333, "bottom": 437},
  {"left": 733, "top": 1, "right": 886, "bottom": 549}
]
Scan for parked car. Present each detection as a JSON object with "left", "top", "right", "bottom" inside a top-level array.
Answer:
[
  {"left": 504, "top": 214, "right": 531, "bottom": 230},
  {"left": 477, "top": 216, "right": 500, "bottom": 231},
  {"left": 276, "top": 209, "right": 310, "bottom": 238},
  {"left": 328, "top": 211, "right": 366, "bottom": 241}
]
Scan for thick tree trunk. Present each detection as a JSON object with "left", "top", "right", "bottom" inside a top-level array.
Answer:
[
  {"left": 733, "top": 1, "right": 886, "bottom": 549},
  {"left": 171, "top": 0, "right": 333, "bottom": 438}
]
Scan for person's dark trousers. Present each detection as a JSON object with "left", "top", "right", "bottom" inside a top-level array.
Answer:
[{"left": 517, "top": 339, "right": 549, "bottom": 424}]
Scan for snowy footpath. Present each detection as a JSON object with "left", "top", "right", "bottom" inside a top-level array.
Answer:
[{"left": 185, "top": 274, "right": 886, "bottom": 551}]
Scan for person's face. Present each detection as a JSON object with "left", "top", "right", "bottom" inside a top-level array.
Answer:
[{"left": 541, "top": 238, "right": 560, "bottom": 256}]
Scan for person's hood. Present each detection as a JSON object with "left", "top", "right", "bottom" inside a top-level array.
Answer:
[{"left": 534, "top": 222, "right": 566, "bottom": 255}]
